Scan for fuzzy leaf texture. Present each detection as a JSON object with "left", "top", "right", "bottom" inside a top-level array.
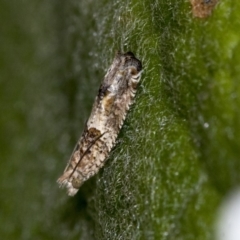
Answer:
[{"left": 0, "top": 0, "right": 239, "bottom": 240}]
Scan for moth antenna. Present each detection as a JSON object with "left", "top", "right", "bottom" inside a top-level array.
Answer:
[
  {"left": 63, "top": 120, "right": 89, "bottom": 171},
  {"left": 69, "top": 132, "right": 107, "bottom": 178}
]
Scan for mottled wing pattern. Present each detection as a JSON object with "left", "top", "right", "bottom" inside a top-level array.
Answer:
[{"left": 57, "top": 52, "right": 142, "bottom": 196}]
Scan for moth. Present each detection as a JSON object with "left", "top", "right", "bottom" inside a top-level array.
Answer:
[{"left": 57, "top": 51, "right": 142, "bottom": 196}]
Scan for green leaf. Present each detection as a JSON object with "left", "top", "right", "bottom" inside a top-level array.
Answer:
[{"left": 0, "top": 0, "right": 239, "bottom": 239}]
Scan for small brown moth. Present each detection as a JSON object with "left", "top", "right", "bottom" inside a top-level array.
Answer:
[
  {"left": 190, "top": 0, "right": 219, "bottom": 18},
  {"left": 57, "top": 52, "right": 142, "bottom": 196}
]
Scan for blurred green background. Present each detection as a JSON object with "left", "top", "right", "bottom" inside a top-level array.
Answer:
[{"left": 0, "top": 0, "right": 240, "bottom": 239}]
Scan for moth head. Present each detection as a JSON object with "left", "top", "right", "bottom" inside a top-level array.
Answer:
[
  {"left": 128, "top": 67, "right": 139, "bottom": 76},
  {"left": 123, "top": 53, "right": 142, "bottom": 75}
]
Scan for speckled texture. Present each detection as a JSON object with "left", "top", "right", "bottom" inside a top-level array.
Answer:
[{"left": 57, "top": 52, "right": 142, "bottom": 196}]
